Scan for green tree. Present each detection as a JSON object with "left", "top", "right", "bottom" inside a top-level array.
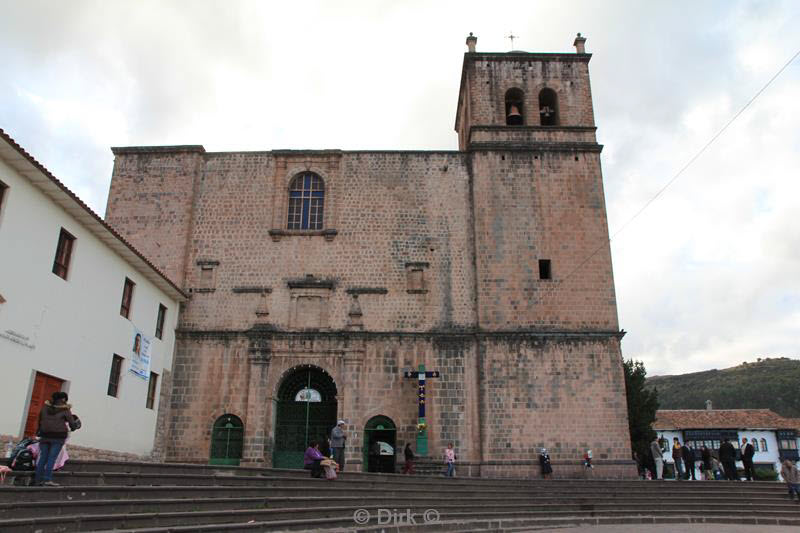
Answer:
[{"left": 623, "top": 359, "right": 659, "bottom": 466}]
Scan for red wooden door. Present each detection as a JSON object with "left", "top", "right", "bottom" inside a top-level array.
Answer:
[{"left": 24, "top": 372, "right": 64, "bottom": 437}]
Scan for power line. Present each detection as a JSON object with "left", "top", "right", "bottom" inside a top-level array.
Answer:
[{"left": 561, "top": 46, "right": 800, "bottom": 283}]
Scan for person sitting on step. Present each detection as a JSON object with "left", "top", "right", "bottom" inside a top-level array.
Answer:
[{"left": 303, "top": 441, "right": 325, "bottom": 479}]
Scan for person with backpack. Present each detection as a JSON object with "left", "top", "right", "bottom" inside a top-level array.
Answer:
[{"left": 34, "top": 391, "right": 80, "bottom": 486}]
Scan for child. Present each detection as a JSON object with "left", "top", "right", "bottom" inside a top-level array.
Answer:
[{"left": 444, "top": 443, "right": 456, "bottom": 477}]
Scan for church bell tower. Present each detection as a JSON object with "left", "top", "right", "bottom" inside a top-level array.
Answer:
[{"left": 456, "top": 32, "right": 619, "bottom": 332}]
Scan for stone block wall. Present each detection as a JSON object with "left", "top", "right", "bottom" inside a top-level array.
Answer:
[
  {"left": 470, "top": 149, "right": 618, "bottom": 330},
  {"left": 105, "top": 146, "right": 205, "bottom": 287},
  {"left": 1, "top": 434, "right": 155, "bottom": 463},
  {"left": 478, "top": 336, "right": 630, "bottom": 465},
  {"left": 108, "top": 151, "right": 477, "bottom": 334}
]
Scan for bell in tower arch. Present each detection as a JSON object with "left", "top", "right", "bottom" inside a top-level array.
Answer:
[
  {"left": 506, "top": 104, "right": 523, "bottom": 125},
  {"left": 504, "top": 88, "right": 525, "bottom": 126}
]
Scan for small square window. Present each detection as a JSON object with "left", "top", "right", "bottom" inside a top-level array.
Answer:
[
  {"left": 120, "top": 278, "right": 136, "bottom": 318},
  {"left": 539, "top": 259, "right": 552, "bottom": 280},
  {"left": 52, "top": 228, "right": 76, "bottom": 280},
  {"left": 146, "top": 372, "right": 159, "bottom": 409},
  {"left": 108, "top": 354, "right": 124, "bottom": 397},
  {"left": 155, "top": 304, "right": 167, "bottom": 339}
]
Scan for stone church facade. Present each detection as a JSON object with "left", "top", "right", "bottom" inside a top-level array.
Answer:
[{"left": 104, "top": 34, "right": 633, "bottom": 478}]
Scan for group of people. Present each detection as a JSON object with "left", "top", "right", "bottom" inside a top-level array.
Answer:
[
  {"left": 306, "top": 421, "right": 799, "bottom": 497},
  {"left": 302, "top": 419, "right": 348, "bottom": 480},
  {"left": 647, "top": 436, "right": 755, "bottom": 481},
  {"left": 645, "top": 435, "right": 800, "bottom": 495}
]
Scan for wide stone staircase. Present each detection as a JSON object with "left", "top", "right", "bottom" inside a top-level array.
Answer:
[{"left": 0, "top": 460, "right": 798, "bottom": 532}]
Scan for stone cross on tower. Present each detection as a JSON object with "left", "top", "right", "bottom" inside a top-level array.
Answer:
[
  {"left": 403, "top": 364, "right": 440, "bottom": 456},
  {"left": 506, "top": 31, "right": 517, "bottom": 50}
]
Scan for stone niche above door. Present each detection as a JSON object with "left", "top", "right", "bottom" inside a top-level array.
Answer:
[{"left": 288, "top": 275, "right": 334, "bottom": 330}]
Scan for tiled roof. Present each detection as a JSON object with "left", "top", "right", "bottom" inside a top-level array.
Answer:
[{"left": 655, "top": 409, "right": 799, "bottom": 430}]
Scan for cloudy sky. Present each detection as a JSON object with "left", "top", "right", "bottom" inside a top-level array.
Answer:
[{"left": 2, "top": 0, "right": 798, "bottom": 376}]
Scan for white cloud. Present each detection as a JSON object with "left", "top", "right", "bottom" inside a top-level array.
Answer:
[{"left": 1, "top": 0, "right": 798, "bottom": 376}]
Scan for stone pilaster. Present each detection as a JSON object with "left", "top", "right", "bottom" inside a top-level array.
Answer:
[
  {"left": 242, "top": 327, "right": 273, "bottom": 466},
  {"left": 341, "top": 339, "right": 365, "bottom": 471}
]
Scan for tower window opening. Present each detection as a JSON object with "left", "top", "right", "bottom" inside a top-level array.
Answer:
[
  {"left": 505, "top": 88, "right": 525, "bottom": 126},
  {"left": 539, "top": 259, "right": 552, "bottom": 280},
  {"left": 538, "top": 88, "right": 559, "bottom": 126}
]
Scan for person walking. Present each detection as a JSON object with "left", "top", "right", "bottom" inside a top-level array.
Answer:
[
  {"left": 711, "top": 456, "right": 724, "bottom": 480},
  {"left": 780, "top": 460, "right": 799, "bottom": 502},
  {"left": 700, "top": 445, "right": 713, "bottom": 480},
  {"left": 650, "top": 436, "right": 664, "bottom": 480},
  {"left": 682, "top": 442, "right": 696, "bottom": 480},
  {"left": 444, "top": 442, "right": 456, "bottom": 477},
  {"left": 402, "top": 443, "right": 415, "bottom": 474},
  {"left": 741, "top": 438, "right": 755, "bottom": 481},
  {"left": 719, "top": 438, "right": 738, "bottom": 480},
  {"left": 34, "top": 391, "right": 80, "bottom": 487},
  {"left": 330, "top": 420, "right": 347, "bottom": 471},
  {"left": 671, "top": 438, "right": 684, "bottom": 480},
  {"left": 539, "top": 448, "right": 553, "bottom": 479}
]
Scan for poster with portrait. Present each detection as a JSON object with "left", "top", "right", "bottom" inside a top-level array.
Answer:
[{"left": 129, "top": 327, "right": 152, "bottom": 380}]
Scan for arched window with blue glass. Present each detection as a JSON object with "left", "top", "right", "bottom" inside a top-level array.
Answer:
[{"left": 287, "top": 172, "right": 325, "bottom": 230}]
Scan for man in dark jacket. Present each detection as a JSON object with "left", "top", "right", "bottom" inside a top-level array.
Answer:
[
  {"left": 682, "top": 443, "right": 696, "bottom": 480},
  {"left": 718, "top": 438, "right": 738, "bottom": 481},
  {"left": 402, "top": 443, "right": 415, "bottom": 474},
  {"left": 741, "top": 438, "right": 756, "bottom": 481},
  {"left": 35, "top": 391, "right": 79, "bottom": 486},
  {"left": 700, "top": 445, "right": 712, "bottom": 480}
]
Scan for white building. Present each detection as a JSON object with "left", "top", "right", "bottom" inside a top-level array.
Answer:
[
  {"left": 0, "top": 129, "right": 186, "bottom": 459},
  {"left": 654, "top": 406, "right": 800, "bottom": 479}
]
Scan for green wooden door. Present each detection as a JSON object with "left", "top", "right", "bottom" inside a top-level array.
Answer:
[
  {"left": 272, "top": 367, "right": 337, "bottom": 469},
  {"left": 210, "top": 414, "right": 244, "bottom": 466},
  {"left": 363, "top": 415, "right": 397, "bottom": 473}
]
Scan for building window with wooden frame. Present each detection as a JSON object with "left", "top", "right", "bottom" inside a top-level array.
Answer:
[
  {"left": 120, "top": 278, "right": 135, "bottom": 318},
  {"left": 146, "top": 372, "right": 159, "bottom": 409},
  {"left": 52, "top": 228, "right": 76, "bottom": 280},
  {"left": 155, "top": 304, "right": 167, "bottom": 339},
  {"left": 287, "top": 172, "right": 324, "bottom": 230},
  {"left": 0, "top": 179, "right": 8, "bottom": 217},
  {"left": 108, "top": 354, "right": 124, "bottom": 397}
]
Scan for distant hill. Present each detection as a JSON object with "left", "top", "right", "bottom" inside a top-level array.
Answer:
[{"left": 646, "top": 357, "right": 800, "bottom": 418}]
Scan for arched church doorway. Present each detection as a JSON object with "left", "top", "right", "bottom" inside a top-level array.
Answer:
[
  {"left": 363, "top": 415, "right": 397, "bottom": 473},
  {"left": 273, "top": 365, "right": 338, "bottom": 469},
  {"left": 209, "top": 414, "right": 244, "bottom": 466}
]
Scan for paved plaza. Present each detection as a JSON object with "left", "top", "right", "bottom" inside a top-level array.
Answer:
[{"left": 532, "top": 524, "right": 800, "bottom": 533}]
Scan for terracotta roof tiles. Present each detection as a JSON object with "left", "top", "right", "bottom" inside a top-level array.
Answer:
[{"left": 655, "top": 409, "right": 798, "bottom": 430}]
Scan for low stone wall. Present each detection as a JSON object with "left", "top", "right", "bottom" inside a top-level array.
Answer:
[
  {"left": 393, "top": 458, "right": 637, "bottom": 479},
  {"left": 1, "top": 434, "right": 154, "bottom": 463},
  {"left": 479, "top": 460, "right": 638, "bottom": 480}
]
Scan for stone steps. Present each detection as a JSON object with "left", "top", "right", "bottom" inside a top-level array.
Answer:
[
  {"left": 0, "top": 460, "right": 796, "bottom": 532},
  {"left": 3, "top": 505, "right": 800, "bottom": 533},
  {"left": 3, "top": 466, "right": 788, "bottom": 492},
  {"left": 2, "top": 493, "right": 796, "bottom": 520}
]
